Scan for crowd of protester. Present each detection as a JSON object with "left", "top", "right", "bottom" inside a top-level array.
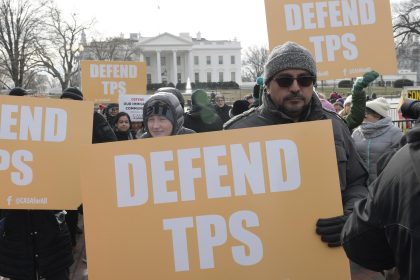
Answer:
[{"left": 1, "top": 41, "right": 419, "bottom": 280}]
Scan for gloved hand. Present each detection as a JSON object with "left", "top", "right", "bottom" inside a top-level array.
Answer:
[
  {"left": 316, "top": 214, "right": 348, "bottom": 247},
  {"left": 352, "top": 70, "right": 379, "bottom": 92}
]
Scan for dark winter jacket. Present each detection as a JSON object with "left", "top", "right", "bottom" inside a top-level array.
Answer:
[
  {"left": 92, "top": 111, "right": 117, "bottom": 144},
  {"left": 224, "top": 91, "right": 368, "bottom": 215},
  {"left": 0, "top": 210, "right": 73, "bottom": 279},
  {"left": 140, "top": 93, "right": 196, "bottom": 138},
  {"left": 184, "top": 90, "right": 223, "bottom": 133},
  {"left": 342, "top": 123, "right": 420, "bottom": 280},
  {"left": 115, "top": 130, "right": 134, "bottom": 141},
  {"left": 214, "top": 104, "right": 232, "bottom": 124}
]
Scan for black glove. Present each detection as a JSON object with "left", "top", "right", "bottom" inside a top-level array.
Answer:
[{"left": 316, "top": 215, "right": 348, "bottom": 247}]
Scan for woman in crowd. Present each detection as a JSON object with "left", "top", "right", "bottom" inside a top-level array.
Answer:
[
  {"left": 140, "top": 92, "right": 195, "bottom": 138},
  {"left": 114, "top": 112, "right": 134, "bottom": 141},
  {"left": 352, "top": 97, "right": 403, "bottom": 184}
]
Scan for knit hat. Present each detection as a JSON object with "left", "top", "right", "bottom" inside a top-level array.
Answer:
[
  {"left": 333, "top": 98, "right": 344, "bottom": 108},
  {"left": 230, "top": 100, "right": 250, "bottom": 117},
  {"left": 366, "top": 97, "right": 390, "bottom": 118},
  {"left": 60, "top": 87, "right": 83, "bottom": 100},
  {"left": 344, "top": 95, "right": 352, "bottom": 106},
  {"left": 264, "top": 41, "right": 317, "bottom": 84},
  {"left": 143, "top": 100, "right": 175, "bottom": 125},
  {"left": 9, "top": 87, "right": 28, "bottom": 96}
]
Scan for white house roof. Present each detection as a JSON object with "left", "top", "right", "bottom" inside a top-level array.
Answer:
[{"left": 139, "top": 32, "right": 193, "bottom": 47}]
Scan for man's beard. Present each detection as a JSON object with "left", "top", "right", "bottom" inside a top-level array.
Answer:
[{"left": 277, "top": 94, "right": 310, "bottom": 120}]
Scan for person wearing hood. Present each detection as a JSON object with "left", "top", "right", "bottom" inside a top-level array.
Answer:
[
  {"left": 183, "top": 89, "right": 223, "bottom": 133},
  {"left": 140, "top": 92, "right": 195, "bottom": 138},
  {"left": 351, "top": 97, "right": 403, "bottom": 184},
  {"left": 224, "top": 42, "right": 368, "bottom": 260},
  {"left": 103, "top": 103, "right": 119, "bottom": 127}
]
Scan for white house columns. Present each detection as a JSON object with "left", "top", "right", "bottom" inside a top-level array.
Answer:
[
  {"left": 188, "top": 51, "right": 193, "bottom": 82},
  {"left": 156, "top": 50, "right": 162, "bottom": 84},
  {"left": 172, "top": 50, "right": 177, "bottom": 85}
]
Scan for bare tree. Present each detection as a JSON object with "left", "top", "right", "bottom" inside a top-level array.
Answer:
[
  {"left": 87, "top": 37, "right": 141, "bottom": 61},
  {"left": 37, "top": 3, "right": 93, "bottom": 91},
  {"left": 242, "top": 45, "right": 268, "bottom": 82},
  {"left": 393, "top": 0, "right": 420, "bottom": 46},
  {"left": 0, "top": 0, "right": 46, "bottom": 88}
]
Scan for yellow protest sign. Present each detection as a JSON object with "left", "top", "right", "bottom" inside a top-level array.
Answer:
[
  {"left": 264, "top": 0, "right": 397, "bottom": 80},
  {"left": 401, "top": 87, "right": 420, "bottom": 101},
  {"left": 0, "top": 95, "right": 93, "bottom": 210},
  {"left": 81, "top": 120, "right": 350, "bottom": 279},
  {"left": 81, "top": 60, "right": 147, "bottom": 103}
]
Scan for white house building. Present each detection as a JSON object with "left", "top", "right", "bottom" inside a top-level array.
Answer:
[{"left": 133, "top": 32, "right": 242, "bottom": 85}]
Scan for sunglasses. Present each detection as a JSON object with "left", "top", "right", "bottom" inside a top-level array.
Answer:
[{"left": 274, "top": 76, "right": 315, "bottom": 88}]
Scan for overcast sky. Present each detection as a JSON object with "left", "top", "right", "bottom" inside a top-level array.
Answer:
[{"left": 56, "top": 0, "right": 403, "bottom": 51}]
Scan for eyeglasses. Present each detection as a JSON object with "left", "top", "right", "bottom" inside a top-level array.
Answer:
[{"left": 274, "top": 76, "right": 315, "bottom": 88}]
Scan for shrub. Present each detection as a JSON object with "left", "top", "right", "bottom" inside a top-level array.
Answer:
[
  {"left": 338, "top": 80, "right": 353, "bottom": 88},
  {"left": 393, "top": 79, "right": 414, "bottom": 88}
]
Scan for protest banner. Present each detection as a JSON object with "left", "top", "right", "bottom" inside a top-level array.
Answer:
[
  {"left": 81, "top": 60, "right": 147, "bottom": 103},
  {"left": 118, "top": 94, "right": 150, "bottom": 121},
  {"left": 81, "top": 120, "right": 350, "bottom": 279},
  {"left": 0, "top": 95, "right": 93, "bottom": 210},
  {"left": 264, "top": 0, "right": 397, "bottom": 80},
  {"left": 401, "top": 87, "right": 420, "bottom": 101}
]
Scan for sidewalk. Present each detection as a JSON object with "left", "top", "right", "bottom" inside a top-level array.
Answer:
[{"left": 69, "top": 215, "right": 88, "bottom": 280}]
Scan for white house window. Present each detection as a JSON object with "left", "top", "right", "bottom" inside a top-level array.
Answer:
[
  {"left": 195, "top": 72, "right": 199, "bottom": 83},
  {"left": 206, "top": 56, "right": 211, "bottom": 65},
  {"left": 231, "top": 72, "right": 236, "bottom": 82},
  {"left": 219, "top": 72, "right": 224, "bottom": 82},
  {"left": 146, "top": 57, "right": 151, "bottom": 66},
  {"left": 231, "top": 55, "right": 235, "bottom": 64},
  {"left": 219, "top": 56, "right": 223, "bottom": 65},
  {"left": 207, "top": 72, "right": 212, "bottom": 82},
  {"left": 194, "top": 56, "right": 199, "bottom": 65}
]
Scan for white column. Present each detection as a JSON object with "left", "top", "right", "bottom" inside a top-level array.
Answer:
[
  {"left": 188, "top": 51, "right": 193, "bottom": 82},
  {"left": 156, "top": 51, "right": 162, "bottom": 84},
  {"left": 139, "top": 52, "right": 144, "bottom": 62},
  {"left": 172, "top": 50, "right": 178, "bottom": 85}
]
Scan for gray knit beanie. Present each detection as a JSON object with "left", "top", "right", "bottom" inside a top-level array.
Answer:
[{"left": 264, "top": 41, "right": 317, "bottom": 84}]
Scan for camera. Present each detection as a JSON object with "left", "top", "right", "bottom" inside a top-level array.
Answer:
[{"left": 401, "top": 98, "right": 420, "bottom": 120}]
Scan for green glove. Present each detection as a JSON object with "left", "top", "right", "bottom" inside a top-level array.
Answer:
[{"left": 353, "top": 70, "right": 379, "bottom": 92}]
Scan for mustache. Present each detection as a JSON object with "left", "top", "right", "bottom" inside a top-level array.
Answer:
[{"left": 284, "top": 93, "right": 305, "bottom": 100}]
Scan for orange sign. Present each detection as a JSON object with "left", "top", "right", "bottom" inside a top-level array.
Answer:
[
  {"left": 81, "top": 120, "right": 350, "bottom": 279},
  {"left": 0, "top": 96, "right": 93, "bottom": 209},
  {"left": 81, "top": 60, "right": 147, "bottom": 103},
  {"left": 264, "top": 0, "right": 397, "bottom": 80}
]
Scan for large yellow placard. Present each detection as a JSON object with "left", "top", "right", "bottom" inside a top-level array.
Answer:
[
  {"left": 0, "top": 96, "right": 93, "bottom": 209},
  {"left": 81, "top": 120, "right": 351, "bottom": 279},
  {"left": 264, "top": 0, "right": 397, "bottom": 80},
  {"left": 81, "top": 60, "right": 147, "bottom": 103}
]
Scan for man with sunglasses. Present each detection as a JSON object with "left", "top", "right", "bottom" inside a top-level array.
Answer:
[{"left": 225, "top": 42, "right": 368, "bottom": 251}]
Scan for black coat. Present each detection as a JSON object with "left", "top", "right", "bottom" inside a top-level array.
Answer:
[
  {"left": 214, "top": 104, "right": 231, "bottom": 124},
  {"left": 342, "top": 124, "right": 420, "bottom": 280},
  {"left": 0, "top": 210, "right": 73, "bottom": 279},
  {"left": 184, "top": 107, "right": 223, "bottom": 133}
]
